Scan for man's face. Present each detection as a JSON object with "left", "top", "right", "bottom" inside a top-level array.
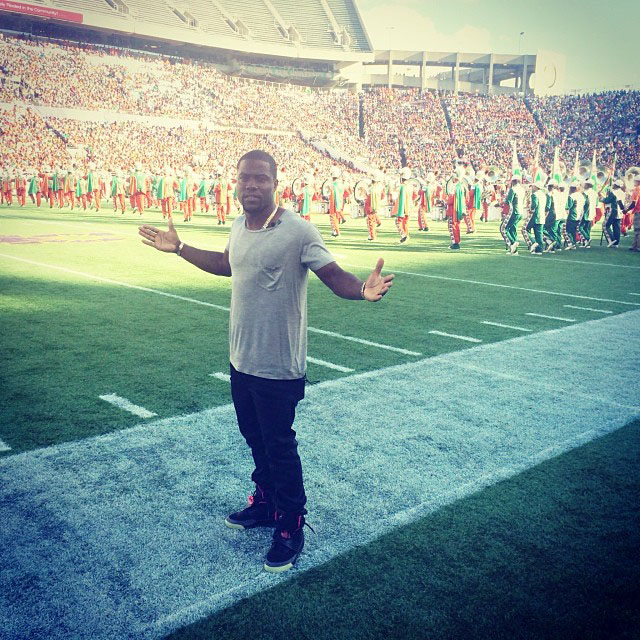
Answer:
[{"left": 236, "top": 158, "right": 277, "bottom": 214}]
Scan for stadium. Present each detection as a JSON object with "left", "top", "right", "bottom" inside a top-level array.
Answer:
[{"left": 0, "top": 0, "right": 639, "bottom": 638}]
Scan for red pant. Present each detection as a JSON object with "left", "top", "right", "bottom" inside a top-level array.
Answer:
[{"left": 448, "top": 215, "right": 461, "bottom": 244}]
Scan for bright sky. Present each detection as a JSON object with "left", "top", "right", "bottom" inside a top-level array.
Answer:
[{"left": 358, "top": 0, "right": 639, "bottom": 94}]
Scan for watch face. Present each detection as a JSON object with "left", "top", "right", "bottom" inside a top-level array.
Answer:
[{"left": 543, "top": 62, "right": 557, "bottom": 88}]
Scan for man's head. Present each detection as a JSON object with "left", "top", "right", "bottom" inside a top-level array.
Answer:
[{"left": 236, "top": 150, "right": 278, "bottom": 214}]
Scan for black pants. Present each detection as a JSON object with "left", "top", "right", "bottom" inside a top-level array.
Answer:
[
  {"left": 606, "top": 216, "right": 621, "bottom": 245},
  {"left": 230, "top": 363, "right": 307, "bottom": 515}
]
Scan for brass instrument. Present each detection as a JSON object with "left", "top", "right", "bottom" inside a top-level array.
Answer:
[
  {"left": 486, "top": 166, "right": 501, "bottom": 183},
  {"left": 353, "top": 178, "right": 371, "bottom": 205}
]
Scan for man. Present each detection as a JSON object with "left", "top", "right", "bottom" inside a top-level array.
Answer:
[
  {"left": 526, "top": 179, "right": 547, "bottom": 255},
  {"left": 565, "top": 180, "right": 583, "bottom": 250},
  {"left": 138, "top": 150, "right": 394, "bottom": 573},
  {"left": 502, "top": 175, "right": 525, "bottom": 254},
  {"left": 328, "top": 166, "right": 344, "bottom": 238},
  {"left": 543, "top": 179, "right": 560, "bottom": 252},
  {"left": 297, "top": 174, "right": 313, "bottom": 222},
  {"left": 393, "top": 167, "right": 412, "bottom": 244},
  {"left": 601, "top": 179, "right": 625, "bottom": 248},
  {"left": 365, "top": 172, "right": 384, "bottom": 241},
  {"left": 579, "top": 177, "right": 595, "bottom": 248},
  {"left": 445, "top": 173, "right": 465, "bottom": 250},
  {"left": 466, "top": 176, "right": 481, "bottom": 233}
]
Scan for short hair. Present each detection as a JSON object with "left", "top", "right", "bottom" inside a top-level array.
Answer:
[{"left": 237, "top": 150, "right": 277, "bottom": 179}]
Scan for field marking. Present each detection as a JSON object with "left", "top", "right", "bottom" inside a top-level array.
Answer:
[
  {"left": 307, "top": 327, "right": 421, "bottom": 356},
  {"left": 481, "top": 321, "right": 532, "bottom": 332},
  {"left": 209, "top": 372, "right": 231, "bottom": 383},
  {"left": 341, "top": 262, "right": 640, "bottom": 307},
  {"left": 0, "top": 438, "right": 11, "bottom": 452},
  {"left": 520, "top": 254, "right": 640, "bottom": 270},
  {"left": 563, "top": 305, "right": 613, "bottom": 314},
  {"left": 525, "top": 313, "right": 576, "bottom": 322},
  {"left": 429, "top": 330, "right": 482, "bottom": 343},
  {"left": 630, "top": 293, "right": 640, "bottom": 296},
  {"left": 2, "top": 311, "right": 639, "bottom": 640},
  {"left": 98, "top": 394, "right": 157, "bottom": 419},
  {"left": 0, "top": 253, "right": 421, "bottom": 357},
  {"left": 307, "top": 356, "right": 354, "bottom": 373}
]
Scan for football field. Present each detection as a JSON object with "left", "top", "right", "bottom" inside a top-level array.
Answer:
[{"left": 1, "top": 204, "right": 639, "bottom": 639}]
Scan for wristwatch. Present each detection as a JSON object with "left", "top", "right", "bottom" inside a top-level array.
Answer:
[{"left": 176, "top": 242, "right": 185, "bottom": 256}]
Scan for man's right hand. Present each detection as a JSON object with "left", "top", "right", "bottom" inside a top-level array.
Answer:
[{"left": 139, "top": 217, "right": 180, "bottom": 253}]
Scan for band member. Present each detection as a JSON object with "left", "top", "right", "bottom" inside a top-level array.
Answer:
[
  {"left": 365, "top": 172, "right": 384, "bottom": 241},
  {"left": 565, "top": 180, "right": 584, "bottom": 249},
  {"left": 624, "top": 174, "right": 640, "bottom": 251},
  {"left": 87, "top": 162, "right": 101, "bottom": 212},
  {"left": 298, "top": 174, "right": 313, "bottom": 222},
  {"left": 393, "top": 167, "right": 412, "bottom": 244},
  {"left": 601, "top": 179, "right": 625, "bottom": 247},
  {"left": 502, "top": 175, "right": 525, "bottom": 254},
  {"left": 543, "top": 179, "right": 560, "bottom": 252},
  {"left": 111, "top": 169, "right": 126, "bottom": 214},
  {"left": 63, "top": 169, "right": 76, "bottom": 209},
  {"left": 328, "top": 166, "right": 344, "bottom": 238},
  {"left": 579, "top": 177, "right": 595, "bottom": 247},
  {"left": 527, "top": 179, "right": 547, "bottom": 254},
  {"left": 445, "top": 173, "right": 466, "bottom": 250},
  {"left": 196, "top": 172, "right": 210, "bottom": 213},
  {"left": 15, "top": 170, "right": 26, "bottom": 207},
  {"left": 466, "top": 176, "right": 481, "bottom": 233}
]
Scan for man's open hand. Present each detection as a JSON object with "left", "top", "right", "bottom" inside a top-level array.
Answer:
[
  {"left": 139, "top": 217, "right": 180, "bottom": 253},
  {"left": 363, "top": 258, "right": 394, "bottom": 302}
]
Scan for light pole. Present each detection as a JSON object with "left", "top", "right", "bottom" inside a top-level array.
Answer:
[{"left": 518, "top": 31, "right": 525, "bottom": 55}]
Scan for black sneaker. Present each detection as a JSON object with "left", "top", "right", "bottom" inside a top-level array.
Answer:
[
  {"left": 224, "top": 486, "right": 276, "bottom": 530},
  {"left": 264, "top": 512, "right": 311, "bottom": 573}
]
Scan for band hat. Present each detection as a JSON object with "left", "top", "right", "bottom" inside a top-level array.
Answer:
[
  {"left": 400, "top": 167, "right": 412, "bottom": 180},
  {"left": 511, "top": 175, "right": 522, "bottom": 182},
  {"left": 547, "top": 179, "right": 557, "bottom": 186},
  {"left": 331, "top": 166, "right": 341, "bottom": 178}
]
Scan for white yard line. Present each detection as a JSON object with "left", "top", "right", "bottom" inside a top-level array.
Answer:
[
  {"left": 525, "top": 313, "right": 576, "bottom": 322},
  {"left": 630, "top": 293, "right": 640, "bottom": 296},
  {"left": 520, "top": 254, "right": 640, "bottom": 270},
  {"left": 307, "top": 356, "right": 354, "bottom": 373},
  {"left": 0, "top": 438, "right": 11, "bottom": 452},
  {"left": 0, "top": 254, "right": 421, "bottom": 357},
  {"left": 307, "top": 327, "right": 421, "bottom": 356},
  {"left": 563, "top": 305, "right": 613, "bottom": 314},
  {"left": 481, "top": 321, "right": 532, "bottom": 332},
  {"left": 428, "top": 330, "right": 482, "bottom": 343},
  {"left": 341, "top": 261, "right": 640, "bottom": 307},
  {"left": 99, "top": 394, "right": 157, "bottom": 419},
  {"left": 209, "top": 372, "right": 231, "bottom": 383}
]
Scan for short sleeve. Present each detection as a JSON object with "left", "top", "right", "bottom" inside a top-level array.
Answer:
[{"left": 300, "top": 222, "right": 335, "bottom": 272}]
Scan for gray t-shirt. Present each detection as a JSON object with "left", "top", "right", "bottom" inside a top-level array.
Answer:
[{"left": 226, "top": 209, "right": 334, "bottom": 380}]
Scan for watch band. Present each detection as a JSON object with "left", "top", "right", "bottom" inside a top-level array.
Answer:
[{"left": 176, "top": 241, "right": 185, "bottom": 256}]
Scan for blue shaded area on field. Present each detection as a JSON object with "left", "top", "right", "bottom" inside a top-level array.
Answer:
[{"left": 1, "top": 311, "right": 639, "bottom": 639}]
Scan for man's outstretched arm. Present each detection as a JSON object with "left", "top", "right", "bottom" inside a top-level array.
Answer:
[
  {"left": 314, "top": 257, "right": 394, "bottom": 302},
  {"left": 139, "top": 218, "right": 231, "bottom": 277}
]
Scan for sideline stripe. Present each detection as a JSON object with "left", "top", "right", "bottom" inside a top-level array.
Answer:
[
  {"left": 564, "top": 305, "right": 613, "bottom": 314},
  {"left": 525, "top": 313, "right": 576, "bottom": 322},
  {"left": 209, "top": 372, "right": 231, "bottom": 383},
  {"left": 307, "top": 327, "right": 421, "bottom": 356},
  {"left": 307, "top": 356, "right": 354, "bottom": 373},
  {"left": 342, "top": 261, "right": 640, "bottom": 307},
  {"left": 0, "top": 438, "right": 11, "bottom": 452},
  {"left": 2, "top": 311, "right": 639, "bottom": 640},
  {"left": 0, "top": 254, "right": 420, "bottom": 357},
  {"left": 99, "top": 394, "right": 157, "bottom": 419},
  {"left": 429, "top": 330, "right": 482, "bottom": 343},
  {"left": 481, "top": 321, "right": 532, "bottom": 332}
]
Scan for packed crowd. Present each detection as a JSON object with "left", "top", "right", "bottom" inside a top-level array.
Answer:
[
  {"left": 444, "top": 93, "right": 541, "bottom": 172},
  {"left": 528, "top": 91, "right": 640, "bottom": 172},
  {"left": 1, "top": 32, "right": 639, "bottom": 191}
]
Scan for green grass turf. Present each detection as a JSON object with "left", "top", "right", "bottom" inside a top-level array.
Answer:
[
  {"left": 1, "top": 203, "right": 639, "bottom": 454},
  {"left": 166, "top": 417, "right": 640, "bottom": 640}
]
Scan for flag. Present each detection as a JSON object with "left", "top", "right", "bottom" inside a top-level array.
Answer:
[
  {"left": 589, "top": 149, "right": 598, "bottom": 200},
  {"left": 600, "top": 153, "right": 616, "bottom": 196},
  {"left": 552, "top": 147, "right": 563, "bottom": 184},
  {"left": 531, "top": 145, "right": 543, "bottom": 183},
  {"left": 572, "top": 150, "right": 580, "bottom": 179},
  {"left": 511, "top": 142, "right": 522, "bottom": 181}
]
